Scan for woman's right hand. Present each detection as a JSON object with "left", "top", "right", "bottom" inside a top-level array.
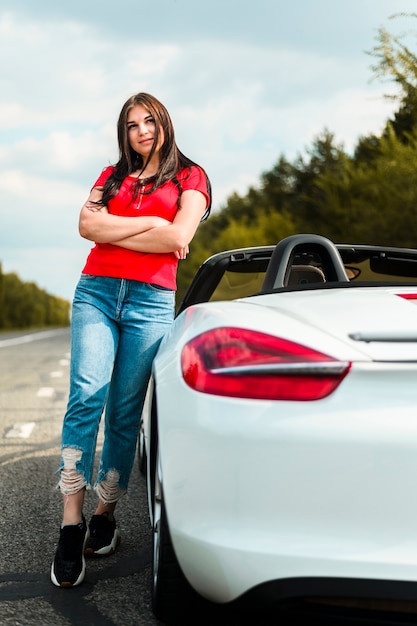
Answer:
[
  {"left": 86, "top": 201, "right": 108, "bottom": 213},
  {"left": 84, "top": 200, "right": 108, "bottom": 213}
]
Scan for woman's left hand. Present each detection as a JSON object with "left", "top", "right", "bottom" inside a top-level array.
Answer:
[{"left": 175, "top": 245, "right": 189, "bottom": 260}]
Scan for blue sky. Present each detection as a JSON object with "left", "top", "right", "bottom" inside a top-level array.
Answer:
[{"left": 1, "top": 0, "right": 415, "bottom": 300}]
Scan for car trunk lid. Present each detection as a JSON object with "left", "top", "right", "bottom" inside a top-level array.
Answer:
[{"left": 251, "top": 287, "right": 417, "bottom": 362}]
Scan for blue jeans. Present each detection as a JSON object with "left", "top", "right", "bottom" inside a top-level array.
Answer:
[{"left": 59, "top": 274, "right": 175, "bottom": 502}]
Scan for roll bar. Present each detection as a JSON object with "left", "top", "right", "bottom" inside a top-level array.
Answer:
[{"left": 261, "top": 234, "right": 349, "bottom": 291}]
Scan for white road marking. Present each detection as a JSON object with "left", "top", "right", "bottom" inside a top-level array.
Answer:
[
  {"left": 37, "top": 387, "right": 55, "bottom": 398},
  {"left": 6, "top": 422, "right": 36, "bottom": 438},
  {"left": 0, "top": 328, "right": 68, "bottom": 348},
  {"left": 50, "top": 371, "right": 63, "bottom": 378},
  {"left": 59, "top": 358, "right": 70, "bottom": 366}
]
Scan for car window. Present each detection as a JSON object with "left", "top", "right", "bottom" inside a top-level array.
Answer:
[
  {"left": 206, "top": 257, "right": 417, "bottom": 303},
  {"left": 341, "top": 257, "right": 417, "bottom": 283},
  {"left": 179, "top": 241, "right": 417, "bottom": 313},
  {"left": 209, "top": 270, "right": 266, "bottom": 301}
]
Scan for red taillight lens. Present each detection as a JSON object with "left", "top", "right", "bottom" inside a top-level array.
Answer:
[
  {"left": 397, "top": 294, "right": 417, "bottom": 300},
  {"left": 181, "top": 327, "right": 350, "bottom": 401}
]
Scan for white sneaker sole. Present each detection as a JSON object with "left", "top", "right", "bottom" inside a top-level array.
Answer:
[{"left": 86, "top": 528, "right": 121, "bottom": 556}]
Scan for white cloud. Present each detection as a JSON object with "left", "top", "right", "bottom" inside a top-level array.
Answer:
[{"left": 0, "top": 169, "right": 84, "bottom": 205}]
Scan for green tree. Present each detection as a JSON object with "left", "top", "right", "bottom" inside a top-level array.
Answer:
[
  {"left": 0, "top": 269, "right": 70, "bottom": 330},
  {"left": 370, "top": 13, "right": 417, "bottom": 140},
  {"left": 314, "top": 125, "right": 417, "bottom": 245}
]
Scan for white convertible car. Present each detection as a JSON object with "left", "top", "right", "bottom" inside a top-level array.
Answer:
[{"left": 140, "top": 234, "right": 417, "bottom": 623}]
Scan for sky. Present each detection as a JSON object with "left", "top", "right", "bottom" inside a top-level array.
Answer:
[{"left": 1, "top": 0, "right": 416, "bottom": 301}]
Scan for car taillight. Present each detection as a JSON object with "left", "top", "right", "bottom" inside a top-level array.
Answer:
[
  {"left": 181, "top": 327, "right": 350, "bottom": 401},
  {"left": 397, "top": 293, "right": 417, "bottom": 300}
]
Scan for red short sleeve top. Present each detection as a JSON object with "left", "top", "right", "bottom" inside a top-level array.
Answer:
[{"left": 82, "top": 165, "right": 210, "bottom": 290}]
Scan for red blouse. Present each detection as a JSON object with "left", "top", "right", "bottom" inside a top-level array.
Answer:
[{"left": 82, "top": 165, "right": 210, "bottom": 290}]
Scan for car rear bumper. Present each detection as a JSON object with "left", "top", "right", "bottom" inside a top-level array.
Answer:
[{"left": 156, "top": 364, "right": 417, "bottom": 603}]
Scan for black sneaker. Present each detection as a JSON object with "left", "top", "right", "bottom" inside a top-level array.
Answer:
[
  {"left": 85, "top": 513, "right": 121, "bottom": 557},
  {"left": 51, "top": 516, "right": 89, "bottom": 587}
]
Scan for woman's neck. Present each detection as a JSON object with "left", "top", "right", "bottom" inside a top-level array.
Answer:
[{"left": 132, "top": 156, "right": 160, "bottom": 179}]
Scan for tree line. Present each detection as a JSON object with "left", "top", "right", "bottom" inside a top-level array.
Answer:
[
  {"left": 176, "top": 14, "right": 417, "bottom": 302},
  {"left": 0, "top": 265, "right": 70, "bottom": 330}
]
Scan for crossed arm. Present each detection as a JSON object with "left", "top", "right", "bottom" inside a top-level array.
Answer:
[{"left": 78, "top": 186, "right": 207, "bottom": 259}]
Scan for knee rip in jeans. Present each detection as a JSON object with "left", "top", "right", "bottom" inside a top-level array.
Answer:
[
  {"left": 59, "top": 447, "right": 87, "bottom": 495},
  {"left": 95, "top": 469, "right": 125, "bottom": 505}
]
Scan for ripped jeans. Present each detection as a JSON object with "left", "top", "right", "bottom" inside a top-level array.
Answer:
[{"left": 58, "top": 274, "right": 175, "bottom": 503}]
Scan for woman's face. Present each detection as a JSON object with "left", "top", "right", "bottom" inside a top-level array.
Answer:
[{"left": 127, "top": 104, "right": 164, "bottom": 160}]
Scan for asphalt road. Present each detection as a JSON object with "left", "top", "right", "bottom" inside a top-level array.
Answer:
[{"left": 0, "top": 328, "right": 408, "bottom": 626}]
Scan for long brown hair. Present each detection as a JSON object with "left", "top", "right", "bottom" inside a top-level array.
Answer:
[{"left": 101, "top": 92, "right": 211, "bottom": 216}]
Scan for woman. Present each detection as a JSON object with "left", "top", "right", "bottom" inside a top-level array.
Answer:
[{"left": 51, "top": 92, "right": 211, "bottom": 588}]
